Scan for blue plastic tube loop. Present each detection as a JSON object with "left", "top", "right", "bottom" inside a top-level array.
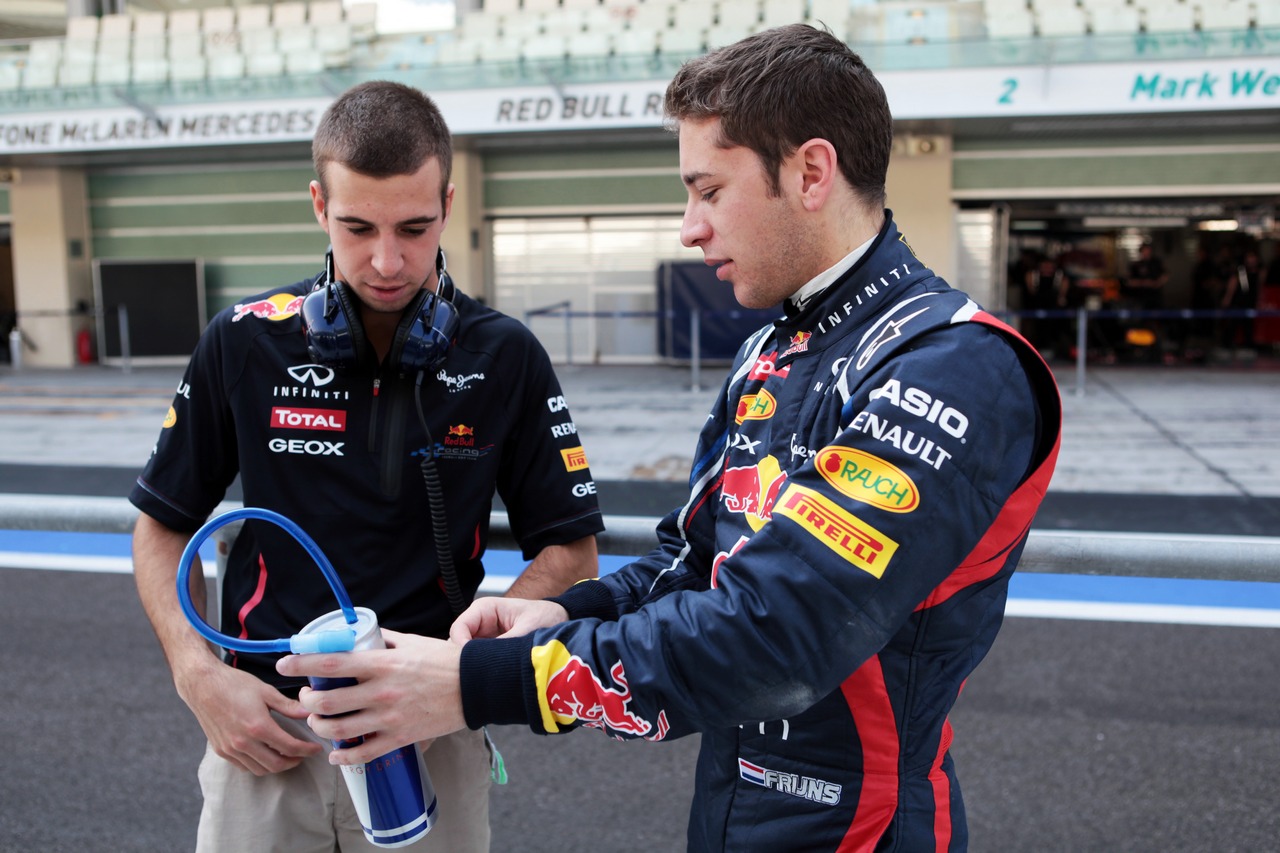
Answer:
[{"left": 175, "top": 506, "right": 358, "bottom": 654}]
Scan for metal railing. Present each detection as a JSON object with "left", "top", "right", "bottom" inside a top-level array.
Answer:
[
  {"left": 3, "top": 494, "right": 1279, "bottom": 584},
  {"left": 523, "top": 302, "right": 1280, "bottom": 395}
]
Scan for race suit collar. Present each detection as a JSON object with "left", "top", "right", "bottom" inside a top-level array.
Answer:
[
  {"left": 783, "top": 210, "right": 897, "bottom": 321},
  {"left": 775, "top": 214, "right": 938, "bottom": 350},
  {"left": 786, "top": 233, "right": 877, "bottom": 315}
]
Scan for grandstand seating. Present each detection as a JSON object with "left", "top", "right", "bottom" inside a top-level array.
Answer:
[
  {"left": 10, "top": 0, "right": 375, "bottom": 91},
  {"left": 1141, "top": 0, "right": 1197, "bottom": 34},
  {"left": 2, "top": 0, "right": 1271, "bottom": 93},
  {"left": 1197, "top": 0, "right": 1252, "bottom": 32}
]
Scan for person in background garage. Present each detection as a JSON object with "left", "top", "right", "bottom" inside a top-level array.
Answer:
[
  {"left": 280, "top": 25, "right": 1062, "bottom": 852},
  {"left": 130, "top": 81, "right": 602, "bottom": 852}
]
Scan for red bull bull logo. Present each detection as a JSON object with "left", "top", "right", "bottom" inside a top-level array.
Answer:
[
  {"left": 232, "top": 293, "right": 307, "bottom": 322},
  {"left": 444, "top": 424, "right": 476, "bottom": 446},
  {"left": 720, "top": 454, "right": 787, "bottom": 532},
  {"left": 535, "top": 642, "right": 670, "bottom": 741},
  {"left": 780, "top": 331, "right": 811, "bottom": 357}
]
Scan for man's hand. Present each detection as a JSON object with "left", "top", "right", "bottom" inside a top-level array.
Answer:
[
  {"left": 450, "top": 597, "right": 569, "bottom": 643},
  {"left": 276, "top": 629, "right": 466, "bottom": 765},
  {"left": 176, "top": 659, "right": 322, "bottom": 776}
]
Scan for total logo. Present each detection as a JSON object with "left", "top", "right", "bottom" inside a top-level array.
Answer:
[
  {"left": 270, "top": 407, "right": 346, "bottom": 432},
  {"left": 268, "top": 438, "right": 344, "bottom": 456},
  {"left": 747, "top": 352, "right": 791, "bottom": 382},
  {"left": 232, "top": 293, "right": 305, "bottom": 322}
]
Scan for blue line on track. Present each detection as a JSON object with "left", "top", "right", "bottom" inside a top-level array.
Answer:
[{"left": 4, "top": 530, "right": 1279, "bottom": 612}]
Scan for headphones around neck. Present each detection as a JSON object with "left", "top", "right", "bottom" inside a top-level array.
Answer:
[{"left": 300, "top": 247, "right": 460, "bottom": 374}]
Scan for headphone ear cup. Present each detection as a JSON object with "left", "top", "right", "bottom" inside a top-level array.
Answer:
[
  {"left": 393, "top": 288, "right": 459, "bottom": 374},
  {"left": 331, "top": 282, "right": 368, "bottom": 368},
  {"left": 301, "top": 281, "right": 367, "bottom": 370},
  {"left": 388, "top": 288, "right": 430, "bottom": 373}
]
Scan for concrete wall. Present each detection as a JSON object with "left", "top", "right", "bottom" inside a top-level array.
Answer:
[
  {"left": 886, "top": 134, "right": 955, "bottom": 284},
  {"left": 10, "top": 167, "right": 93, "bottom": 368}
]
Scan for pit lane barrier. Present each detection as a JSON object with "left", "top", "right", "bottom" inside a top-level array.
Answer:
[
  {"left": 4, "top": 494, "right": 1279, "bottom": 585},
  {"left": 523, "top": 303, "right": 1280, "bottom": 397}
]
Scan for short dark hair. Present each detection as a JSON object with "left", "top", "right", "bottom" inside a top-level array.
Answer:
[
  {"left": 664, "top": 24, "right": 892, "bottom": 209},
  {"left": 312, "top": 80, "right": 453, "bottom": 207}
]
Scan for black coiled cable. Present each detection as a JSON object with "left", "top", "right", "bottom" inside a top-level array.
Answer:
[{"left": 414, "top": 371, "right": 469, "bottom": 618}]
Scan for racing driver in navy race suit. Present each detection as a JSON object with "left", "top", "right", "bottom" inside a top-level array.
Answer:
[{"left": 280, "top": 25, "right": 1063, "bottom": 852}]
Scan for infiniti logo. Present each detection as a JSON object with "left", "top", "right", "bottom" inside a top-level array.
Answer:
[
  {"left": 287, "top": 364, "right": 336, "bottom": 386},
  {"left": 275, "top": 363, "right": 349, "bottom": 401}
]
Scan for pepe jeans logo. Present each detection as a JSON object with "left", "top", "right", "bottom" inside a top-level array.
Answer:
[{"left": 437, "top": 369, "right": 485, "bottom": 392}]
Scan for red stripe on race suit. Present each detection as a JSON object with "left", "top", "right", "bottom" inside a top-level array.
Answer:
[
  {"left": 916, "top": 311, "right": 1061, "bottom": 612},
  {"left": 839, "top": 656, "right": 899, "bottom": 851},
  {"left": 929, "top": 717, "right": 955, "bottom": 851}
]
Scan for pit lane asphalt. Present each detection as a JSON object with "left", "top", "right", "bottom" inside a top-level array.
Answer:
[{"left": 3, "top": 361, "right": 1280, "bottom": 851}]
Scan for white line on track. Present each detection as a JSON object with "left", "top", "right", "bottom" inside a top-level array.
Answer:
[{"left": 5, "top": 554, "right": 1279, "bottom": 628}]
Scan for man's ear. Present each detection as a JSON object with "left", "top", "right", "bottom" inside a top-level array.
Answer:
[
  {"left": 310, "top": 180, "right": 329, "bottom": 233},
  {"left": 442, "top": 182, "right": 455, "bottom": 227},
  {"left": 792, "top": 138, "right": 839, "bottom": 212}
]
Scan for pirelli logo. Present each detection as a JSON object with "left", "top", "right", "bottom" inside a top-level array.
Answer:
[
  {"left": 775, "top": 484, "right": 897, "bottom": 577},
  {"left": 561, "top": 445, "right": 589, "bottom": 472}
]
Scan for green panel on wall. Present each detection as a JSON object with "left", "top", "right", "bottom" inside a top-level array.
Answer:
[
  {"left": 484, "top": 147, "right": 677, "bottom": 174},
  {"left": 88, "top": 162, "right": 323, "bottom": 274},
  {"left": 483, "top": 144, "right": 683, "bottom": 210},
  {"left": 91, "top": 231, "right": 328, "bottom": 259},
  {"left": 91, "top": 198, "right": 313, "bottom": 230},
  {"left": 0, "top": 186, "right": 9, "bottom": 217},
  {"left": 485, "top": 174, "right": 685, "bottom": 209},
  {"left": 88, "top": 166, "right": 315, "bottom": 199},
  {"left": 953, "top": 147, "right": 1280, "bottom": 193},
  {"left": 203, "top": 261, "right": 325, "bottom": 300},
  {"left": 952, "top": 134, "right": 1280, "bottom": 153}
]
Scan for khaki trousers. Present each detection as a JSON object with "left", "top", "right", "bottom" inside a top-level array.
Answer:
[{"left": 195, "top": 720, "right": 491, "bottom": 853}]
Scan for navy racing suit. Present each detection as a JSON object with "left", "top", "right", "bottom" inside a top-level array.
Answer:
[{"left": 460, "top": 215, "right": 1062, "bottom": 851}]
